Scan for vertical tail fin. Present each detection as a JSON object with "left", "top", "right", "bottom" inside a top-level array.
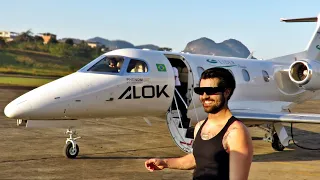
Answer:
[{"left": 281, "top": 14, "right": 320, "bottom": 61}]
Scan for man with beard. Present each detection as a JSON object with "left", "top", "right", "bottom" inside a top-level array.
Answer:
[{"left": 144, "top": 67, "right": 253, "bottom": 180}]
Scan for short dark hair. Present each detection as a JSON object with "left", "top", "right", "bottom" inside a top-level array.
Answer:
[
  {"left": 109, "top": 59, "right": 116, "bottom": 65},
  {"left": 199, "top": 67, "right": 236, "bottom": 100}
]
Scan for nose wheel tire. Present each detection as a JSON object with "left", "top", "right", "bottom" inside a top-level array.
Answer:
[
  {"left": 63, "top": 142, "right": 79, "bottom": 159},
  {"left": 271, "top": 133, "right": 285, "bottom": 151},
  {"left": 63, "top": 128, "right": 81, "bottom": 158}
]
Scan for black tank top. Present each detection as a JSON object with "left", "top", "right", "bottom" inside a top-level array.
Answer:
[{"left": 192, "top": 116, "right": 238, "bottom": 180}]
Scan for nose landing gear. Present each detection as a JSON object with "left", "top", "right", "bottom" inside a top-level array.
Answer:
[
  {"left": 63, "top": 128, "right": 81, "bottom": 158},
  {"left": 16, "top": 119, "right": 27, "bottom": 126}
]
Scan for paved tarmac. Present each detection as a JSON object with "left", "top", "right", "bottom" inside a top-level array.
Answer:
[{"left": 0, "top": 88, "right": 320, "bottom": 180}]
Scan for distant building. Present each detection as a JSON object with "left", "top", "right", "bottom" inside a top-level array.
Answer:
[
  {"left": 39, "top": 33, "right": 57, "bottom": 44},
  {"left": 0, "top": 31, "right": 19, "bottom": 42},
  {"left": 87, "top": 41, "right": 102, "bottom": 48}
]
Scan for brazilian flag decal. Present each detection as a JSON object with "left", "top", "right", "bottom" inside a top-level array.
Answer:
[{"left": 156, "top": 64, "right": 167, "bottom": 72}]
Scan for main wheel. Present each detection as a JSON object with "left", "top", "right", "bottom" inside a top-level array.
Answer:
[
  {"left": 63, "top": 142, "right": 79, "bottom": 158},
  {"left": 271, "top": 133, "right": 285, "bottom": 151}
]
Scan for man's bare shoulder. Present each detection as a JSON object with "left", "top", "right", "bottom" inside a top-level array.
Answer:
[
  {"left": 223, "top": 118, "right": 252, "bottom": 151},
  {"left": 229, "top": 117, "right": 248, "bottom": 130},
  {"left": 227, "top": 119, "right": 250, "bottom": 136}
]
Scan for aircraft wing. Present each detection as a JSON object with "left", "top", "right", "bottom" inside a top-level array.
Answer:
[{"left": 231, "top": 110, "right": 320, "bottom": 125}]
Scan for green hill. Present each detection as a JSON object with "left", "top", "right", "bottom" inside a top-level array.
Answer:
[
  {"left": 0, "top": 48, "right": 93, "bottom": 77},
  {"left": 0, "top": 48, "right": 96, "bottom": 87}
]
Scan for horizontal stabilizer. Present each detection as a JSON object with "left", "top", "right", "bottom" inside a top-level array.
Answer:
[
  {"left": 280, "top": 13, "right": 320, "bottom": 61},
  {"left": 280, "top": 17, "right": 317, "bottom": 22}
]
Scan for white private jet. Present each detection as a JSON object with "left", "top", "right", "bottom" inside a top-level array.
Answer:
[{"left": 4, "top": 14, "right": 320, "bottom": 158}]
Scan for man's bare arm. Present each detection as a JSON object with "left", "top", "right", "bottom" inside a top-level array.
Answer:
[
  {"left": 145, "top": 120, "right": 204, "bottom": 172},
  {"left": 226, "top": 122, "right": 253, "bottom": 180},
  {"left": 162, "top": 120, "right": 205, "bottom": 170},
  {"left": 163, "top": 153, "right": 196, "bottom": 170}
]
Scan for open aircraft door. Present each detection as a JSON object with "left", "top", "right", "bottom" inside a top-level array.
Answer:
[{"left": 164, "top": 54, "right": 195, "bottom": 153}]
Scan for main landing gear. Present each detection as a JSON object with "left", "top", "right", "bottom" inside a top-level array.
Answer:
[
  {"left": 271, "top": 133, "right": 285, "bottom": 151},
  {"left": 260, "top": 123, "right": 290, "bottom": 151},
  {"left": 63, "top": 128, "right": 81, "bottom": 158}
]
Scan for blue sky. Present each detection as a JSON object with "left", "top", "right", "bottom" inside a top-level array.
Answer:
[{"left": 1, "top": 0, "right": 319, "bottom": 59}]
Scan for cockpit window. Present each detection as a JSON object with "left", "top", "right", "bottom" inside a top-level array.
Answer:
[
  {"left": 126, "top": 59, "right": 148, "bottom": 73},
  {"left": 88, "top": 56, "right": 124, "bottom": 73}
]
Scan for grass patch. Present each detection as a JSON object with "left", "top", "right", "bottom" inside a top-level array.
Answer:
[{"left": 0, "top": 76, "right": 55, "bottom": 87}]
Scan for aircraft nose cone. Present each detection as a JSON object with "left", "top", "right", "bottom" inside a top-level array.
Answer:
[
  {"left": 4, "top": 102, "right": 15, "bottom": 118},
  {"left": 4, "top": 100, "right": 32, "bottom": 119}
]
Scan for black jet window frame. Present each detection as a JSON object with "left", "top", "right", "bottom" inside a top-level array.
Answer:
[
  {"left": 86, "top": 55, "right": 127, "bottom": 75},
  {"left": 77, "top": 54, "right": 106, "bottom": 72},
  {"left": 125, "top": 58, "right": 149, "bottom": 74}
]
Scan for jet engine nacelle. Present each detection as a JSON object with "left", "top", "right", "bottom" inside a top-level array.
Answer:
[{"left": 289, "top": 60, "right": 320, "bottom": 90}]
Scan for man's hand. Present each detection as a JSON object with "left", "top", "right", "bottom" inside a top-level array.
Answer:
[{"left": 145, "top": 158, "right": 167, "bottom": 172}]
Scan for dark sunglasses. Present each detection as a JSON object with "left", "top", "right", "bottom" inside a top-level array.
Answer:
[{"left": 193, "top": 87, "right": 225, "bottom": 95}]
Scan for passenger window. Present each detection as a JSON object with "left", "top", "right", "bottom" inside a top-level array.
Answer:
[
  {"left": 262, "top": 70, "right": 270, "bottom": 82},
  {"left": 242, "top": 69, "right": 250, "bottom": 82},
  {"left": 88, "top": 56, "right": 124, "bottom": 73},
  {"left": 127, "top": 59, "right": 148, "bottom": 73},
  {"left": 197, "top": 67, "right": 204, "bottom": 77}
]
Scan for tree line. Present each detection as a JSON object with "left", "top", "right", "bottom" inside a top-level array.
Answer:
[
  {"left": 0, "top": 30, "right": 106, "bottom": 59},
  {"left": 0, "top": 29, "right": 174, "bottom": 60}
]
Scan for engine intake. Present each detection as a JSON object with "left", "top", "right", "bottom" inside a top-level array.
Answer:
[
  {"left": 289, "top": 60, "right": 320, "bottom": 90},
  {"left": 289, "top": 61, "right": 311, "bottom": 85}
]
